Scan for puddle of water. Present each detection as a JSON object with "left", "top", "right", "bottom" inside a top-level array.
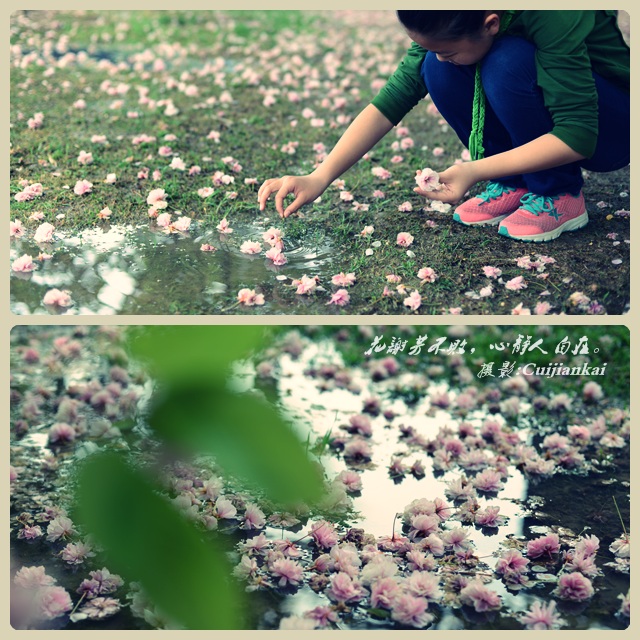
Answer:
[
  {"left": 10, "top": 329, "right": 629, "bottom": 630},
  {"left": 10, "top": 222, "right": 339, "bottom": 315}
]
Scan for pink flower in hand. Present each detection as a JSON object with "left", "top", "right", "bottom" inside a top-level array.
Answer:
[
  {"left": 415, "top": 168, "right": 441, "bottom": 192},
  {"left": 396, "top": 232, "right": 414, "bottom": 247}
]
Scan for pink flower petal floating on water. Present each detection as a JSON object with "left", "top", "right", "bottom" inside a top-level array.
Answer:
[
  {"left": 42, "top": 288, "right": 72, "bottom": 308},
  {"left": 156, "top": 213, "right": 171, "bottom": 228},
  {"left": 34, "top": 222, "right": 55, "bottom": 243},
  {"left": 459, "top": 579, "right": 502, "bottom": 612},
  {"left": 11, "top": 254, "right": 36, "bottom": 273},
  {"left": 554, "top": 572, "right": 594, "bottom": 601},
  {"left": 217, "top": 218, "right": 233, "bottom": 234},
  {"left": 292, "top": 275, "right": 319, "bottom": 295},
  {"left": 237, "top": 288, "right": 265, "bottom": 306},
  {"left": 171, "top": 216, "right": 191, "bottom": 232},
  {"left": 520, "top": 600, "right": 566, "bottom": 630},
  {"left": 415, "top": 168, "right": 441, "bottom": 192},
  {"left": 265, "top": 247, "right": 287, "bottom": 265},
  {"left": 240, "top": 240, "right": 262, "bottom": 255}
]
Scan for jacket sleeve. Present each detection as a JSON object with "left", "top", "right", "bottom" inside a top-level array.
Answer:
[{"left": 524, "top": 11, "right": 600, "bottom": 157}]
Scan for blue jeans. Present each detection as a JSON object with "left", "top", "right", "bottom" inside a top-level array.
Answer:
[{"left": 421, "top": 36, "right": 630, "bottom": 196}]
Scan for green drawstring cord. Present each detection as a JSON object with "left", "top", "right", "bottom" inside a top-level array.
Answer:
[
  {"left": 468, "top": 11, "right": 515, "bottom": 161},
  {"left": 469, "top": 65, "right": 486, "bottom": 160}
]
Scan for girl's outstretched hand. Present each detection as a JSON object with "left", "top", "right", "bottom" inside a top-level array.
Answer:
[
  {"left": 414, "top": 163, "right": 478, "bottom": 204},
  {"left": 258, "top": 174, "right": 327, "bottom": 218}
]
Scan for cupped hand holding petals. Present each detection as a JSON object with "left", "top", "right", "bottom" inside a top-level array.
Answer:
[
  {"left": 414, "top": 163, "right": 479, "bottom": 204},
  {"left": 258, "top": 174, "right": 327, "bottom": 218}
]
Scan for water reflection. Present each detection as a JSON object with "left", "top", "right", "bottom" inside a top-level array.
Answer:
[{"left": 10, "top": 222, "right": 339, "bottom": 315}]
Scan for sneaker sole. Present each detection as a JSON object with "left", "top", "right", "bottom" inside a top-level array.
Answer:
[
  {"left": 453, "top": 212, "right": 509, "bottom": 226},
  {"left": 498, "top": 211, "right": 589, "bottom": 242}
]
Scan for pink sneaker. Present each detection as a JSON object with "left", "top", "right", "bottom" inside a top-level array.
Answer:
[
  {"left": 498, "top": 192, "right": 588, "bottom": 242},
  {"left": 453, "top": 182, "right": 528, "bottom": 226}
]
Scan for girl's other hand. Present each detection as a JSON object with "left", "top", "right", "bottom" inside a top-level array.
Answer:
[
  {"left": 258, "top": 174, "right": 327, "bottom": 218},
  {"left": 414, "top": 163, "right": 479, "bottom": 204}
]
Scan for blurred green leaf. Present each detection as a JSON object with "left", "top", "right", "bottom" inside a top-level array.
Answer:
[
  {"left": 149, "top": 385, "right": 325, "bottom": 506},
  {"left": 126, "top": 326, "right": 269, "bottom": 383},
  {"left": 73, "top": 452, "right": 243, "bottom": 630}
]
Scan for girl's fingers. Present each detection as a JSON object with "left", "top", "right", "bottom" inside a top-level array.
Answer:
[
  {"left": 274, "top": 184, "right": 294, "bottom": 217},
  {"left": 283, "top": 194, "right": 305, "bottom": 218},
  {"left": 258, "top": 179, "right": 279, "bottom": 210}
]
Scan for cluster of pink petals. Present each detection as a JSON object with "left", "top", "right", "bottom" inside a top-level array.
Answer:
[
  {"left": 527, "top": 533, "right": 560, "bottom": 559},
  {"left": 217, "top": 218, "right": 233, "bottom": 234},
  {"left": 331, "top": 272, "right": 356, "bottom": 286},
  {"left": 417, "top": 267, "right": 437, "bottom": 283},
  {"left": 27, "top": 112, "right": 44, "bottom": 129},
  {"left": 335, "top": 469, "right": 362, "bottom": 493},
  {"left": 12, "top": 254, "right": 37, "bottom": 273},
  {"left": 292, "top": 275, "right": 319, "bottom": 295},
  {"left": 326, "top": 572, "right": 367, "bottom": 604},
  {"left": 505, "top": 276, "right": 527, "bottom": 291},
  {"left": 520, "top": 600, "right": 566, "bottom": 629},
  {"left": 391, "top": 593, "right": 433, "bottom": 628},
  {"left": 371, "top": 167, "right": 391, "bottom": 180},
  {"left": 554, "top": 572, "right": 594, "bottom": 601},
  {"left": 43, "top": 289, "right": 73, "bottom": 308},
  {"left": 240, "top": 240, "right": 262, "bottom": 255},
  {"left": 479, "top": 266, "right": 502, "bottom": 281},
  {"left": 265, "top": 246, "right": 287, "bottom": 265},
  {"left": 270, "top": 558, "right": 304, "bottom": 587},
  {"left": 459, "top": 579, "right": 502, "bottom": 612},
  {"left": 73, "top": 179, "right": 93, "bottom": 195},
  {"left": 34, "top": 222, "right": 55, "bottom": 243},
  {"left": 14, "top": 182, "right": 44, "bottom": 202},
  {"left": 10, "top": 219, "right": 25, "bottom": 237},
  {"left": 146, "top": 188, "right": 168, "bottom": 209},
  {"left": 328, "top": 289, "right": 350, "bottom": 306},
  {"left": 403, "top": 290, "right": 421, "bottom": 311},
  {"left": 415, "top": 168, "right": 441, "bottom": 192},
  {"left": 396, "top": 232, "right": 414, "bottom": 247},
  {"left": 310, "top": 520, "right": 340, "bottom": 549},
  {"left": 237, "top": 288, "right": 265, "bottom": 306},
  {"left": 77, "top": 150, "right": 93, "bottom": 165}
]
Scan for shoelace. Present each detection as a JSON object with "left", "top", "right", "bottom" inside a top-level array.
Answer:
[
  {"left": 477, "top": 182, "right": 516, "bottom": 203},
  {"left": 519, "top": 193, "right": 557, "bottom": 216}
]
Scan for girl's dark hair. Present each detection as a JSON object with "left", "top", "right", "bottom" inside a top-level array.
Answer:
[{"left": 396, "top": 10, "right": 488, "bottom": 40}]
